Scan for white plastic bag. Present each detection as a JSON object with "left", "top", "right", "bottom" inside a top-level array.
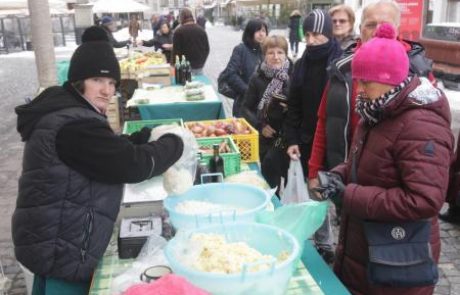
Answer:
[
  {"left": 281, "top": 160, "right": 310, "bottom": 204},
  {"left": 150, "top": 126, "right": 198, "bottom": 195}
]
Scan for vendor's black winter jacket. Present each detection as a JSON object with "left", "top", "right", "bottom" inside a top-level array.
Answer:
[
  {"left": 144, "top": 32, "right": 173, "bottom": 62},
  {"left": 13, "top": 83, "right": 183, "bottom": 282}
]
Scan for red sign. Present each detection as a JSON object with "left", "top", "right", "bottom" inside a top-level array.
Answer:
[{"left": 396, "top": 0, "right": 424, "bottom": 41}]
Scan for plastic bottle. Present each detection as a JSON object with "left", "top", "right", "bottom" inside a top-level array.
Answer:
[{"left": 209, "top": 144, "right": 224, "bottom": 182}]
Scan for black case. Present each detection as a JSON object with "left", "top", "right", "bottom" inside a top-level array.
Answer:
[{"left": 118, "top": 216, "right": 162, "bottom": 259}]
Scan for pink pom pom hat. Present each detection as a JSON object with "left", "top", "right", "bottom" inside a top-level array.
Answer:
[{"left": 352, "top": 23, "right": 409, "bottom": 86}]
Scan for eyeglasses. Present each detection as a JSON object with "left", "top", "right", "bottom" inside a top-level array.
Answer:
[{"left": 332, "top": 19, "right": 348, "bottom": 24}]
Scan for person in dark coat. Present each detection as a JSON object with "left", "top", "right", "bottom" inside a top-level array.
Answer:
[
  {"left": 223, "top": 19, "right": 267, "bottom": 116},
  {"left": 284, "top": 9, "right": 342, "bottom": 264},
  {"left": 308, "top": 0, "right": 435, "bottom": 226},
  {"left": 12, "top": 26, "right": 183, "bottom": 294},
  {"left": 440, "top": 129, "right": 460, "bottom": 224},
  {"left": 139, "top": 21, "right": 173, "bottom": 62},
  {"left": 171, "top": 8, "right": 210, "bottom": 74},
  {"left": 240, "top": 35, "right": 292, "bottom": 190},
  {"left": 318, "top": 23, "right": 453, "bottom": 295},
  {"left": 288, "top": 10, "right": 301, "bottom": 58},
  {"left": 100, "top": 16, "right": 131, "bottom": 48},
  {"left": 197, "top": 14, "right": 207, "bottom": 29}
]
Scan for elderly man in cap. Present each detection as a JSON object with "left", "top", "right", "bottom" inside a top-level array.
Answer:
[{"left": 100, "top": 16, "right": 131, "bottom": 48}]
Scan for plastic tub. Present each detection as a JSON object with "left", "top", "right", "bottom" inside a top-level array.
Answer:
[
  {"left": 163, "top": 183, "right": 269, "bottom": 230},
  {"left": 164, "top": 222, "right": 300, "bottom": 295}
]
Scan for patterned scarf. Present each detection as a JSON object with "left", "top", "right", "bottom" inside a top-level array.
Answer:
[
  {"left": 257, "top": 59, "right": 290, "bottom": 111},
  {"left": 355, "top": 76, "right": 412, "bottom": 126}
]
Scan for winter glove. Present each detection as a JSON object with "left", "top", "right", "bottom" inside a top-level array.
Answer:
[
  {"left": 127, "top": 127, "right": 152, "bottom": 144},
  {"left": 314, "top": 171, "right": 345, "bottom": 206}
]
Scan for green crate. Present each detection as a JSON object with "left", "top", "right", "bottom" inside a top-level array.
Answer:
[
  {"left": 197, "top": 136, "right": 241, "bottom": 177},
  {"left": 122, "top": 118, "right": 184, "bottom": 135}
]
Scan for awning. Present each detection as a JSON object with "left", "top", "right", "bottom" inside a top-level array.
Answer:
[
  {"left": 91, "top": 0, "right": 151, "bottom": 13},
  {"left": 0, "top": 0, "right": 66, "bottom": 10}
]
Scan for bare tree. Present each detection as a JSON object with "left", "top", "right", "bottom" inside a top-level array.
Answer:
[{"left": 27, "top": 0, "right": 57, "bottom": 88}]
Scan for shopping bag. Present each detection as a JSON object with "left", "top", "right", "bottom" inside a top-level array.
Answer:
[
  {"left": 281, "top": 160, "right": 309, "bottom": 204},
  {"left": 217, "top": 67, "right": 237, "bottom": 99},
  {"left": 256, "top": 201, "right": 328, "bottom": 249}
]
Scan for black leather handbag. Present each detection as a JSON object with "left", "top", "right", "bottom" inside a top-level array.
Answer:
[{"left": 217, "top": 68, "right": 238, "bottom": 99}]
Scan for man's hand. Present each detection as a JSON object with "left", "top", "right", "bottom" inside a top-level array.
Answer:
[
  {"left": 261, "top": 124, "right": 276, "bottom": 138},
  {"left": 308, "top": 178, "right": 323, "bottom": 201},
  {"left": 287, "top": 145, "right": 301, "bottom": 160}
]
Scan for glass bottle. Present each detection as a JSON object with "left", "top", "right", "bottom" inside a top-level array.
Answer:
[
  {"left": 174, "top": 55, "right": 181, "bottom": 85},
  {"left": 180, "top": 56, "right": 187, "bottom": 85},
  {"left": 209, "top": 144, "right": 224, "bottom": 182},
  {"left": 185, "top": 61, "right": 192, "bottom": 82},
  {"left": 194, "top": 152, "right": 209, "bottom": 185}
]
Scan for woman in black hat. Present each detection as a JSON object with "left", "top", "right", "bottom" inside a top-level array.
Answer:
[{"left": 12, "top": 26, "right": 184, "bottom": 294}]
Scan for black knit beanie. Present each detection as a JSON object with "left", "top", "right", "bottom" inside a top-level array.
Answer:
[
  {"left": 68, "top": 26, "right": 120, "bottom": 83},
  {"left": 303, "top": 9, "right": 333, "bottom": 39}
]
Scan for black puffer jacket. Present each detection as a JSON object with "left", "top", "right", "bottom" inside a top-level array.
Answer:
[{"left": 13, "top": 85, "right": 183, "bottom": 282}]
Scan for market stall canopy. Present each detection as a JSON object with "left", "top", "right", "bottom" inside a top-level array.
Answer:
[
  {"left": 235, "top": 0, "right": 296, "bottom": 5},
  {"left": 91, "top": 0, "right": 151, "bottom": 13}
]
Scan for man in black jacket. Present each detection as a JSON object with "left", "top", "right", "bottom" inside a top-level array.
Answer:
[
  {"left": 171, "top": 8, "right": 210, "bottom": 74},
  {"left": 12, "top": 27, "right": 183, "bottom": 294}
]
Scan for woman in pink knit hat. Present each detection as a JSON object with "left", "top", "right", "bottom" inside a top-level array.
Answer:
[{"left": 314, "top": 23, "right": 454, "bottom": 295}]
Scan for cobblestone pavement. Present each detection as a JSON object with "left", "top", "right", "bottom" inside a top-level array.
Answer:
[{"left": 0, "top": 25, "right": 459, "bottom": 295}]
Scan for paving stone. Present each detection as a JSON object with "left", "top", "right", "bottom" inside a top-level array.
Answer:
[
  {"left": 434, "top": 285, "right": 451, "bottom": 295},
  {"left": 447, "top": 276, "right": 460, "bottom": 284}
]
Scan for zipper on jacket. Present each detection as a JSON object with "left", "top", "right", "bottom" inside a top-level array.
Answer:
[{"left": 80, "top": 208, "right": 94, "bottom": 263}]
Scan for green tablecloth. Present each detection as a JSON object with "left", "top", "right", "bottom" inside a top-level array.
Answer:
[{"left": 136, "top": 75, "right": 226, "bottom": 121}]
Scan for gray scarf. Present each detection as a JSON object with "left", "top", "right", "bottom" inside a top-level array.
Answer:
[{"left": 257, "top": 59, "right": 290, "bottom": 111}]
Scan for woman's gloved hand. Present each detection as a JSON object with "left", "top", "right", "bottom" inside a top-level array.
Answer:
[
  {"left": 127, "top": 127, "right": 152, "bottom": 144},
  {"left": 314, "top": 171, "right": 345, "bottom": 205}
]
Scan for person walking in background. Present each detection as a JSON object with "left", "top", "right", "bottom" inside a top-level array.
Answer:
[
  {"left": 329, "top": 4, "right": 356, "bottom": 50},
  {"left": 220, "top": 19, "right": 267, "bottom": 116},
  {"left": 12, "top": 26, "right": 184, "bottom": 295},
  {"left": 284, "top": 9, "right": 342, "bottom": 264},
  {"left": 308, "top": 1, "right": 435, "bottom": 224},
  {"left": 197, "top": 14, "right": 207, "bottom": 30},
  {"left": 151, "top": 14, "right": 160, "bottom": 37},
  {"left": 440, "top": 129, "right": 460, "bottom": 225},
  {"left": 316, "top": 23, "right": 453, "bottom": 295},
  {"left": 139, "top": 21, "right": 173, "bottom": 62},
  {"left": 171, "top": 8, "right": 210, "bottom": 75},
  {"left": 288, "top": 10, "right": 302, "bottom": 58},
  {"left": 240, "top": 35, "right": 292, "bottom": 189},
  {"left": 100, "top": 16, "right": 131, "bottom": 48},
  {"left": 129, "top": 14, "right": 141, "bottom": 47}
]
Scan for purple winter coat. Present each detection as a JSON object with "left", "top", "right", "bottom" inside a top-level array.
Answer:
[{"left": 332, "top": 76, "right": 454, "bottom": 295}]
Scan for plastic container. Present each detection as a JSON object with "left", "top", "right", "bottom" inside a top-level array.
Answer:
[
  {"left": 185, "top": 118, "right": 259, "bottom": 162},
  {"left": 197, "top": 136, "right": 241, "bottom": 177},
  {"left": 122, "top": 118, "right": 184, "bottom": 135},
  {"left": 164, "top": 222, "right": 300, "bottom": 295},
  {"left": 163, "top": 183, "right": 269, "bottom": 230}
]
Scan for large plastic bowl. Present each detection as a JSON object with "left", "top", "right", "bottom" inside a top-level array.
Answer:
[
  {"left": 164, "top": 222, "right": 300, "bottom": 295},
  {"left": 163, "top": 183, "right": 269, "bottom": 230}
]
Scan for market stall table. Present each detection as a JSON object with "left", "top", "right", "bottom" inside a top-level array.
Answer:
[
  {"left": 89, "top": 195, "right": 350, "bottom": 295},
  {"left": 129, "top": 75, "right": 226, "bottom": 121}
]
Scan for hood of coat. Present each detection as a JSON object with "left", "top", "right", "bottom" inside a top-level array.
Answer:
[
  {"left": 15, "top": 82, "right": 97, "bottom": 141},
  {"left": 383, "top": 76, "right": 451, "bottom": 125}
]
